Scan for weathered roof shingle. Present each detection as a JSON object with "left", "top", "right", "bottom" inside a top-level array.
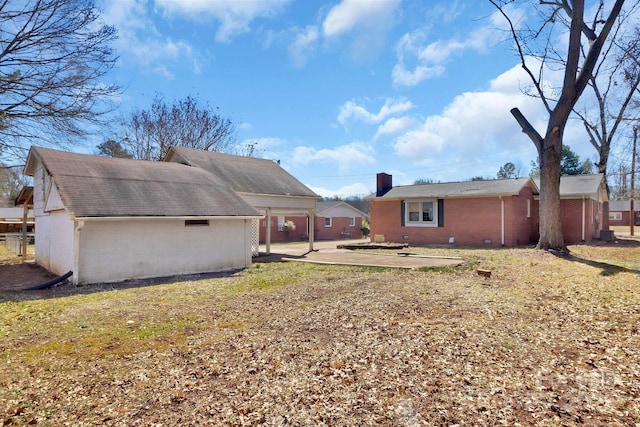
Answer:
[
  {"left": 166, "top": 147, "right": 318, "bottom": 198},
  {"left": 372, "top": 177, "right": 537, "bottom": 200},
  {"left": 25, "top": 146, "right": 260, "bottom": 218}
]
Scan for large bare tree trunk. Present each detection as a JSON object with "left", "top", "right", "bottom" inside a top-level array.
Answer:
[{"left": 538, "top": 131, "right": 564, "bottom": 250}]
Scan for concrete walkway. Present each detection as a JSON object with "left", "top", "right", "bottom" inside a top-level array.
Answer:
[{"left": 258, "top": 239, "right": 464, "bottom": 270}]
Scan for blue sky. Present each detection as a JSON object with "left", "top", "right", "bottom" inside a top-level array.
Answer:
[{"left": 95, "top": 0, "right": 599, "bottom": 198}]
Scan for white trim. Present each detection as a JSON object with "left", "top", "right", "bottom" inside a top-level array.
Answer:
[
  {"left": 404, "top": 199, "right": 438, "bottom": 227},
  {"left": 324, "top": 217, "right": 332, "bottom": 227}
]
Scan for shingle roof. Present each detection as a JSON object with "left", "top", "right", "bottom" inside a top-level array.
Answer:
[
  {"left": 166, "top": 147, "right": 318, "bottom": 198},
  {"left": 533, "top": 174, "right": 605, "bottom": 197},
  {"left": 609, "top": 200, "right": 639, "bottom": 211},
  {"left": 25, "top": 146, "right": 261, "bottom": 218},
  {"left": 316, "top": 200, "right": 367, "bottom": 217},
  {"left": 372, "top": 177, "right": 537, "bottom": 200}
]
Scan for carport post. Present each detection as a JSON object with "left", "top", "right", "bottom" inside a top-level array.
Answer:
[
  {"left": 265, "top": 208, "right": 272, "bottom": 255},
  {"left": 308, "top": 209, "right": 315, "bottom": 252}
]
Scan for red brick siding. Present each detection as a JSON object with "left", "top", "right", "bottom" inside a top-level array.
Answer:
[
  {"left": 370, "top": 189, "right": 535, "bottom": 247},
  {"left": 314, "top": 216, "right": 363, "bottom": 240},
  {"left": 609, "top": 210, "right": 640, "bottom": 226},
  {"left": 259, "top": 216, "right": 309, "bottom": 242},
  {"left": 532, "top": 198, "right": 605, "bottom": 244}
]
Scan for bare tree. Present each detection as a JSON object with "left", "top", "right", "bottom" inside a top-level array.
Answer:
[
  {"left": 0, "top": 0, "right": 119, "bottom": 161},
  {"left": 573, "top": 12, "right": 640, "bottom": 177},
  {"left": 492, "top": 0, "right": 626, "bottom": 250},
  {"left": 119, "top": 94, "right": 236, "bottom": 161}
]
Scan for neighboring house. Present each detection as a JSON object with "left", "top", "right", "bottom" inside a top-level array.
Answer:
[
  {"left": 368, "top": 173, "right": 538, "bottom": 247},
  {"left": 533, "top": 174, "right": 608, "bottom": 243},
  {"left": 0, "top": 206, "right": 34, "bottom": 234},
  {"left": 25, "top": 146, "right": 261, "bottom": 285},
  {"left": 258, "top": 215, "right": 309, "bottom": 243},
  {"left": 608, "top": 200, "right": 640, "bottom": 226},
  {"left": 164, "top": 147, "right": 319, "bottom": 254},
  {"left": 315, "top": 200, "right": 367, "bottom": 240}
]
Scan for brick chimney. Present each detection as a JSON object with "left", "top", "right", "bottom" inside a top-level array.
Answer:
[{"left": 376, "top": 173, "right": 392, "bottom": 196}]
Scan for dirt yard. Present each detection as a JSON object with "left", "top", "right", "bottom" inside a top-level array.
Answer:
[{"left": 1, "top": 239, "right": 639, "bottom": 425}]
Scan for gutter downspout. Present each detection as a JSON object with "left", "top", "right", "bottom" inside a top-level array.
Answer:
[
  {"left": 500, "top": 196, "right": 505, "bottom": 247},
  {"left": 582, "top": 196, "right": 586, "bottom": 242},
  {"left": 73, "top": 220, "right": 84, "bottom": 285}
]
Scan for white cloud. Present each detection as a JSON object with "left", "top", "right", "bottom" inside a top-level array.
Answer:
[
  {"left": 100, "top": 0, "right": 199, "bottom": 77},
  {"left": 338, "top": 98, "right": 414, "bottom": 126},
  {"left": 375, "top": 116, "right": 418, "bottom": 139},
  {"left": 322, "top": 0, "right": 400, "bottom": 38},
  {"left": 288, "top": 26, "right": 319, "bottom": 68},
  {"left": 291, "top": 142, "right": 375, "bottom": 172},
  {"left": 391, "top": 6, "right": 523, "bottom": 87},
  {"left": 310, "top": 182, "right": 372, "bottom": 199},
  {"left": 392, "top": 63, "right": 545, "bottom": 165},
  {"left": 154, "top": 0, "right": 291, "bottom": 43}
]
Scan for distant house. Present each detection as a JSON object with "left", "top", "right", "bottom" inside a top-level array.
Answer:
[
  {"left": 25, "top": 146, "right": 262, "bottom": 285},
  {"left": 368, "top": 173, "right": 538, "bottom": 247},
  {"left": 607, "top": 199, "right": 639, "bottom": 227},
  {"left": 164, "top": 147, "right": 319, "bottom": 254},
  {"left": 533, "top": 174, "right": 608, "bottom": 243},
  {"left": 314, "top": 201, "right": 367, "bottom": 240}
]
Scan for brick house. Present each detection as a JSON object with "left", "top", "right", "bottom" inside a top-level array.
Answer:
[
  {"left": 314, "top": 201, "right": 367, "bottom": 240},
  {"left": 533, "top": 174, "right": 608, "bottom": 243},
  {"left": 368, "top": 173, "right": 538, "bottom": 247},
  {"left": 608, "top": 200, "right": 640, "bottom": 227}
]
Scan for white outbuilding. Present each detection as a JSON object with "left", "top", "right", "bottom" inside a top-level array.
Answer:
[{"left": 25, "top": 146, "right": 262, "bottom": 285}]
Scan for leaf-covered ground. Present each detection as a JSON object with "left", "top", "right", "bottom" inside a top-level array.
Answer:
[{"left": 1, "top": 241, "right": 639, "bottom": 426}]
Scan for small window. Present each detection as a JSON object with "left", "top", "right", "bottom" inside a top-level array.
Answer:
[
  {"left": 325, "top": 217, "right": 332, "bottom": 227},
  {"left": 277, "top": 216, "right": 285, "bottom": 231},
  {"left": 185, "top": 219, "right": 209, "bottom": 227},
  {"left": 349, "top": 217, "right": 355, "bottom": 227},
  {"left": 526, "top": 199, "right": 531, "bottom": 218},
  {"left": 405, "top": 199, "right": 437, "bottom": 226},
  {"left": 609, "top": 212, "right": 622, "bottom": 221}
]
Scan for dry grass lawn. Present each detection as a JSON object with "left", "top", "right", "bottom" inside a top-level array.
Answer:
[{"left": 1, "top": 241, "right": 639, "bottom": 426}]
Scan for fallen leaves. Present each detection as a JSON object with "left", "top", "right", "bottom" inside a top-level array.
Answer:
[{"left": 1, "top": 244, "right": 640, "bottom": 425}]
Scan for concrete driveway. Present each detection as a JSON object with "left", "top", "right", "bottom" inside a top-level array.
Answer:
[{"left": 258, "top": 239, "right": 464, "bottom": 270}]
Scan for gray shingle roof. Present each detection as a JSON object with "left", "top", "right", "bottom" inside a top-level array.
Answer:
[
  {"left": 533, "top": 174, "right": 605, "bottom": 197},
  {"left": 166, "top": 146, "right": 318, "bottom": 198},
  {"left": 372, "top": 177, "right": 537, "bottom": 199},
  {"left": 25, "top": 146, "right": 261, "bottom": 218},
  {"left": 609, "top": 200, "right": 639, "bottom": 211},
  {"left": 316, "top": 200, "right": 367, "bottom": 217}
]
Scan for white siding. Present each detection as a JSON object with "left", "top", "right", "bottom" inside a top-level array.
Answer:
[
  {"left": 76, "top": 218, "right": 252, "bottom": 284},
  {"left": 32, "top": 165, "right": 75, "bottom": 276}
]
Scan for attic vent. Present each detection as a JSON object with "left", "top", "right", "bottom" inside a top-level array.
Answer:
[{"left": 185, "top": 219, "right": 209, "bottom": 227}]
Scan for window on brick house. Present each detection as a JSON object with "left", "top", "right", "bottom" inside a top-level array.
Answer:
[
  {"left": 349, "top": 217, "right": 355, "bottom": 226},
  {"left": 405, "top": 200, "right": 437, "bottom": 226},
  {"left": 609, "top": 212, "right": 622, "bottom": 221},
  {"left": 325, "top": 217, "right": 332, "bottom": 227},
  {"left": 527, "top": 199, "right": 531, "bottom": 218}
]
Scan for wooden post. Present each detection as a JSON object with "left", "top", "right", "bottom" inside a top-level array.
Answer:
[
  {"left": 21, "top": 202, "right": 28, "bottom": 260},
  {"left": 631, "top": 127, "right": 636, "bottom": 237}
]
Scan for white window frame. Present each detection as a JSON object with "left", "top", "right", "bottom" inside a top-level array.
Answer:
[
  {"left": 609, "top": 212, "right": 622, "bottom": 221},
  {"left": 405, "top": 199, "right": 438, "bottom": 227},
  {"left": 277, "top": 216, "right": 285, "bottom": 231},
  {"left": 324, "top": 217, "right": 332, "bottom": 227},
  {"left": 349, "top": 217, "right": 356, "bottom": 227},
  {"left": 526, "top": 199, "right": 531, "bottom": 218}
]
